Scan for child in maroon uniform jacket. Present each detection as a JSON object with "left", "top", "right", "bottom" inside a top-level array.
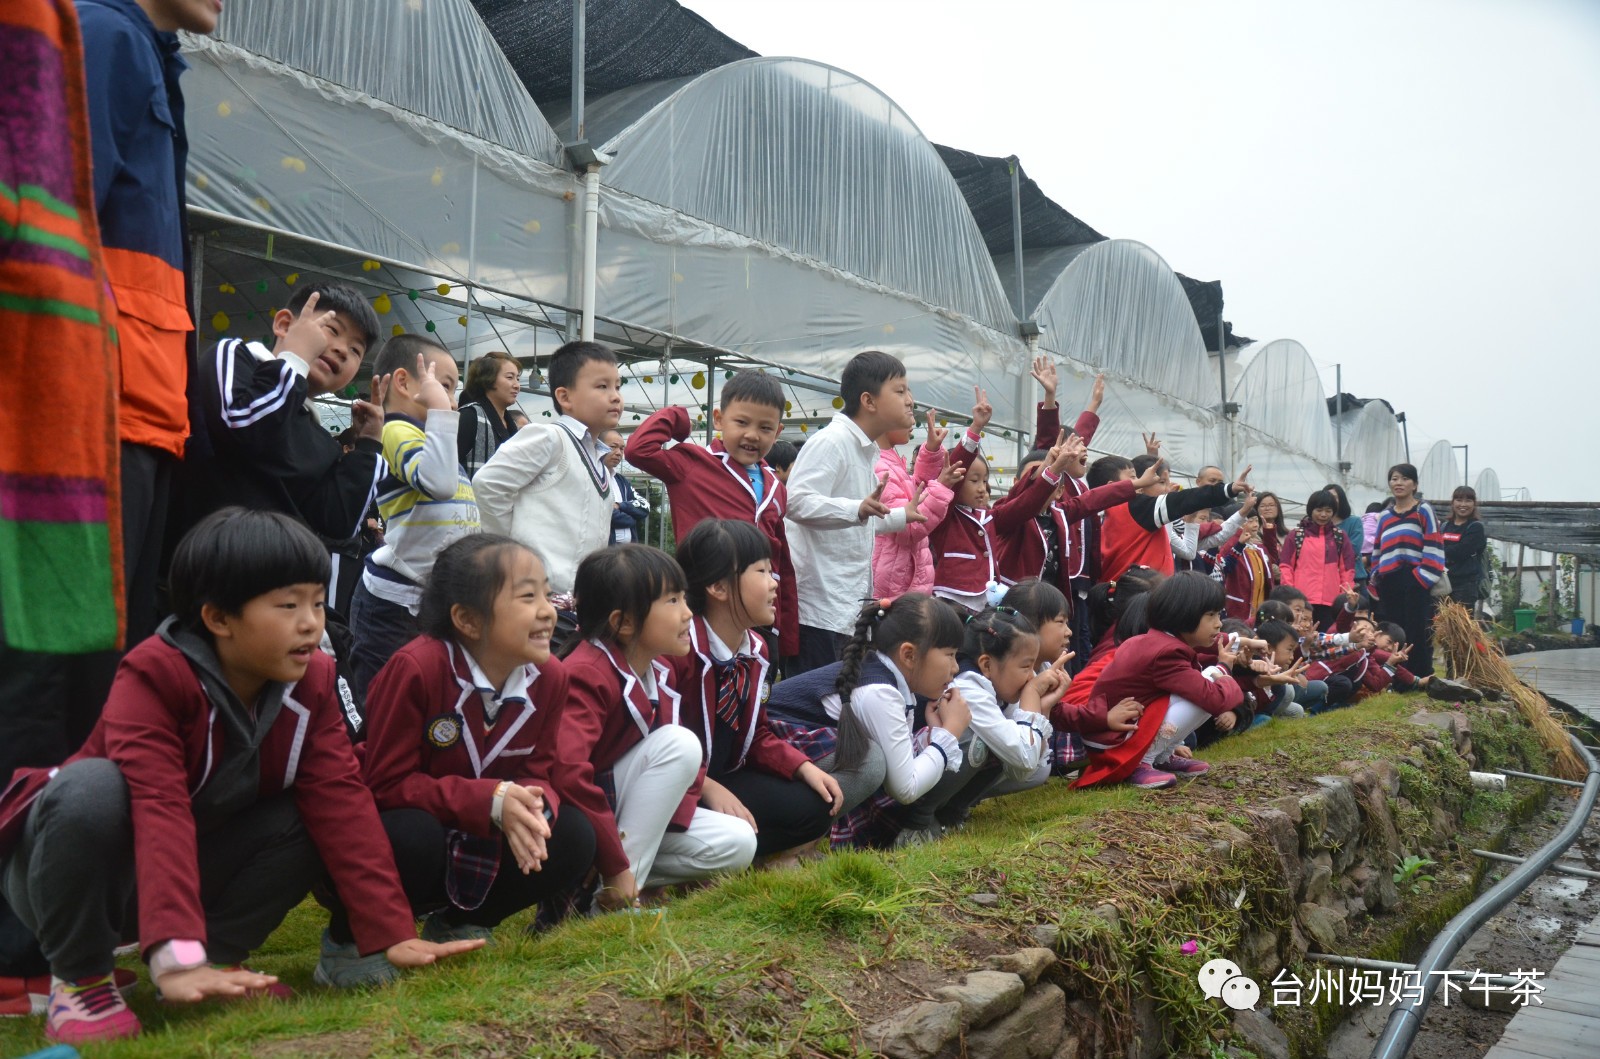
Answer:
[
  {"left": 1074, "top": 572, "right": 1245, "bottom": 791},
  {"left": 625, "top": 371, "right": 797, "bottom": 656},
  {"left": 347, "top": 535, "right": 596, "bottom": 956},
  {"left": 0, "top": 510, "right": 477, "bottom": 1044},
  {"left": 667, "top": 520, "right": 845, "bottom": 863},
  {"left": 556, "top": 546, "right": 757, "bottom": 913},
  {"left": 931, "top": 430, "right": 1079, "bottom": 613}
]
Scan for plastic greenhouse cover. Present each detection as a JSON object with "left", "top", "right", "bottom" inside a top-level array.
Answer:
[
  {"left": 598, "top": 58, "right": 1019, "bottom": 336},
  {"left": 1228, "top": 340, "right": 1337, "bottom": 462},
  {"left": 207, "top": 0, "right": 563, "bottom": 164},
  {"left": 184, "top": 39, "right": 582, "bottom": 313},
  {"left": 1475, "top": 468, "right": 1503, "bottom": 503},
  {"left": 1419, "top": 439, "right": 1461, "bottom": 505},
  {"left": 1029, "top": 240, "right": 1215, "bottom": 407},
  {"left": 1334, "top": 402, "right": 1405, "bottom": 489}
]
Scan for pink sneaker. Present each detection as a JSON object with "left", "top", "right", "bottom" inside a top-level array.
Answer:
[
  {"left": 3, "top": 967, "right": 136, "bottom": 1017},
  {"left": 46, "top": 974, "right": 141, "bottom": 1043},
  {"left": 1126, "top": 765, "right": 1178, "bottom": 790},
  {"left": 1157, "top": 755, "right": 1211, "bottom": 776}
]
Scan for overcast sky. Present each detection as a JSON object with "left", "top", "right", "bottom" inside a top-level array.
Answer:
[{"left": 682, "top": 0, "right": 1600, "bottom": 501}]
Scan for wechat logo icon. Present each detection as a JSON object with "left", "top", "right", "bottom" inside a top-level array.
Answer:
[{"left": 1198, "top": 958, "right": 1261, "bottom": 1010}]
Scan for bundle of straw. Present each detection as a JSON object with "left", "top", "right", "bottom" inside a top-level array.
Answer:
[{"left": 1433, "top": 599, "right": 1586, "bottom": 781}]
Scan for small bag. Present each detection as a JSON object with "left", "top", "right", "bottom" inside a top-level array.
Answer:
[{"left": 1430, "top": 569, "right": 1453, "bottom": 599}]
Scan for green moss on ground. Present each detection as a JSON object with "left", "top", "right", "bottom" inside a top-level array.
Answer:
[{"left": 0, "top": 694, "right": 1556, "bottom": 1059}]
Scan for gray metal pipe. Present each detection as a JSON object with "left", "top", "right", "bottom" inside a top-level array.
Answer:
[
  {"left": 1369, "top": 733, "right": 1600, "bottom": 1059},
  {"left": 1470, "top": 848, "right": 1600, "bottom": 881},
  {"left": 1498, "top": 767, "right": 1586, "bottom": 789}
]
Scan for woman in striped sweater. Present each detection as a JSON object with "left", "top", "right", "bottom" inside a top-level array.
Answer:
[{"left": 1369, "top": 463, "right": 1446, "bottom": 678}]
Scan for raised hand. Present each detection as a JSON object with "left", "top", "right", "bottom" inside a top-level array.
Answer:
[
  {"left": 936, "top": 455, "right": 967, "bottom": 489},
  {"left": 1142, "top": 431, "right": 1161, "bottom": 457},
  {"left": 1230, "top": 464, "right": 1254, "bottom": 498},
  {"left": 1131, "top": 459, "right": 1165, "bottom": 491},
  {"left": 903, "top": 479, "right": 929, "bottom": 524},
  {"left": 351, "top": 373, "right": 390, "bottom": 442},
  {"left": 858, "top": 474, "right": 891, "bottom": 521},
  {"left": 970, "top": 386, "right": 993, "bottom": 434},
  {"left": 1030, "top": 355, "right": 1058, "bottom": 406},
  {"left": 925, "top": 407, "right": 949, "bottom": 451},
  {"left": 283, "top": 290, "right": 336, "bottom": 362},
  {"left": 1087, "top": 373, "right": 1106, "bottom": 415},
  {"left": 1046, "top": 431, "right": 1075, "bottom": 475},
  {"left": 1239, "top": 493, "right": 1259, "bottom": 517},
  {"left": 414, "top": 354, "right": 452, "bottom": 411},
  {"left": 1215, "top": 633, "right": 1241, "bottom": 669}
]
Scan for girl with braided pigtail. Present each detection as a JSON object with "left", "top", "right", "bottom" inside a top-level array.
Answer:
[{"left": 766, "top": 594, "right": 968, "bottom": 849}]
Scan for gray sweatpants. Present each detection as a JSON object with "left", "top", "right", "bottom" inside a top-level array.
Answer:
[
  {"left": 816, "top": 742, "right": 888, "bottom": 817},
  {"left": 0, "top": 758, "right": 324, "bottom": 980}
]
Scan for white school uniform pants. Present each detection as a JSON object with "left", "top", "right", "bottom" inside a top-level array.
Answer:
[
  {"left": 612, "top": 726, "right": 758, "bottom": 887},
  {"left": 1141, "top": 694, "right": 1214, "bottom": 766}
]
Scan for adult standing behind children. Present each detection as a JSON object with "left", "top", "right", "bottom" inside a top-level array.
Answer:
[
  {"left": 1441, "top": 486, "right": 1488, "bottom": 612},
  {"left": 186, "top": 283, "right": 386, "bottom": 544},
  {"left": 473, "top": 341, "right": 622, "bottom": 608},
  {"left": 602, "top": 430, "right": 651, "bottom": 546},
  {"left": 456, "top": 350, "right": 522, "bottom": 478},
  {"left": 784, "top": 352, "right": 923, "bottom": 674},
  {"left": 1369, "top": 463, "right": 1446, "bottom": 678},
  {"left": 346, "top": 335, "right": 479, "bottom": 702},
  {"left": 79, "top": 0, "right": 216, "bottom": 645},
  {"left": 625, "top": 371, "right": 797, "bottom": 655}
]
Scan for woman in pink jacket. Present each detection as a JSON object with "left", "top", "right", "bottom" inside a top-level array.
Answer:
[
  {"left": 872, "top": 410, "right": 964, "bottom": 598},
  {"left": 1279, "top": 489, "right": 1356, "bottom": 629}
]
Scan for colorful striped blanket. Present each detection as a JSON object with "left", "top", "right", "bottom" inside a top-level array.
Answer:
[{"left": 0, "top": 0, "right": 123, "bottom": 652}]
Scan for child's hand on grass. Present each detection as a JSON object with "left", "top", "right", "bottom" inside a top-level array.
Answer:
[
  {"left": 597, "top": 869, "right": 639, "bottom": 911},
  {"left": 796, "top": 761, "right": 846, "bottom": 816},
  {"left": 386, "top": 936, "right": 485, "bottom": 969},
  {"left": 154, "top": 965, "right": 280, "bottom": 1003}
]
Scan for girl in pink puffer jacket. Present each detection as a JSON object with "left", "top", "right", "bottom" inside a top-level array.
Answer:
[{"left": 871, "top": 410, "right": 965, "bottom": 598}]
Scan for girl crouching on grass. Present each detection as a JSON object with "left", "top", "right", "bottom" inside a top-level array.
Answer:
[
  {"left": 1073, "top": 571, "right": 1245, "bottom": 791},
  {"left": 668, "top": 520, "right": 844, "bottom": 866},
  {"left": 323, "top": 535, "right": 597, "bottom": 981},
  {"left": 557, "top": 546, "right": 757, "bottom": 912},
  {"left": 766, "top": 593, "right": 969, "bottom": 849},
  {"left": 0, "top": 509, "right": 479, "bottom": 1044}
]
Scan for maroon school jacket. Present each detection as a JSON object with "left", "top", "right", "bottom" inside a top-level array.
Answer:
[
  {"left": 362, "top": 637, "right": 569, "bottom": 835},
  {"left": 624, "top": 405, "right": 797, "bottom": 655},
  {"left": 1081, "top": 629, "right": 1244, "bottom": 748},
  {"left": 664, "top": 617, "right": 808, "bottom": 779},
  {"left": 0, "top": 638, "right": 414, "bottom": 957},
  {"left": 1034, "top": 403, "right": 1105, "bottom": 582},
  {"left": 930, "top": 459, "right": 1060, "bottom": 596},
  {"left": 554, "top": 639, "right": 700, "bottom": 878}
]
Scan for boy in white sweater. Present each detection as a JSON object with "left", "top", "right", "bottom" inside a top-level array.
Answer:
[
  {"left": 347, "top": 334, "right": 478, "bottom": 700},
  {"left": 473, "top": 342, "right": 623, "bottom": 606}
]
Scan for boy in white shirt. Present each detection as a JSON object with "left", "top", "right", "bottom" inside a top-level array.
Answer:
[
  {"left": 785, "top": 351, "right": 925, "bottom": 673},
  {"left": 472, "top": 342, "right": 623, "bottom": 614}
]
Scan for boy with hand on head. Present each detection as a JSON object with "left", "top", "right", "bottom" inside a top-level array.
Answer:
[
  {"left": 625, "top": 370, "right": 799, "bottom": 655},
  {"left": 472, "top": 341, "right": 623, "bottom": 603},
  {"left": 784, "top": 351, "right": 925, "bottom": 673},
  {"left": 0, "top": 509, "right": 481, "bottom": 1044},
  {"left": 347, "top": 334, "right": 479, "bottom": 702},
  {"left": 187, "top": 283, "right": 387, "bottom": 544}
]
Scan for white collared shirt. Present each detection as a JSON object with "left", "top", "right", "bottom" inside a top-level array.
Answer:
[
  {"left": 951, "top": 670, "right": 1054, "bottom": 778},
  {"left": 460, "top": 648, "right": 537, "bottom": 725},
  {"left": 786, "top": 413, "right": 909, "bottom": 634},
  {"left": 815, "top": 651, "right": 962, "bottom": 802},
  {"left": 557, "top": 413, "right": 613, "bottom": 489}
]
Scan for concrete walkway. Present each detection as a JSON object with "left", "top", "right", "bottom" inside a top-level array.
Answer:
[
  {"left": 1507, "top": 647, "right": 1600, "bottom": 722},
  {"left": 1483, "top": 648, "right": 1599, "bottom": 1058}
]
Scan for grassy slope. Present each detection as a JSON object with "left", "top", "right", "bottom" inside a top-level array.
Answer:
[{"left": 0, "top": 693, "right": 1503, "bottom": 1059}]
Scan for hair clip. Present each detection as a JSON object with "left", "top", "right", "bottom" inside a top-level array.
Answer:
[{"left": 1106, "top": 582, "right": 1118, "bottom": 600}]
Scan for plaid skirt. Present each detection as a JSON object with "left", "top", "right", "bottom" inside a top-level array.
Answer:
[
  {"left": 445, "top": 828, "right": 503, "bottom": 911},
  {"left": 1048, "top": 731, "right": 1088, "bottom": 776},
  {"left": 767, "top": 717, "right": 916, "bottom": 850}
]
